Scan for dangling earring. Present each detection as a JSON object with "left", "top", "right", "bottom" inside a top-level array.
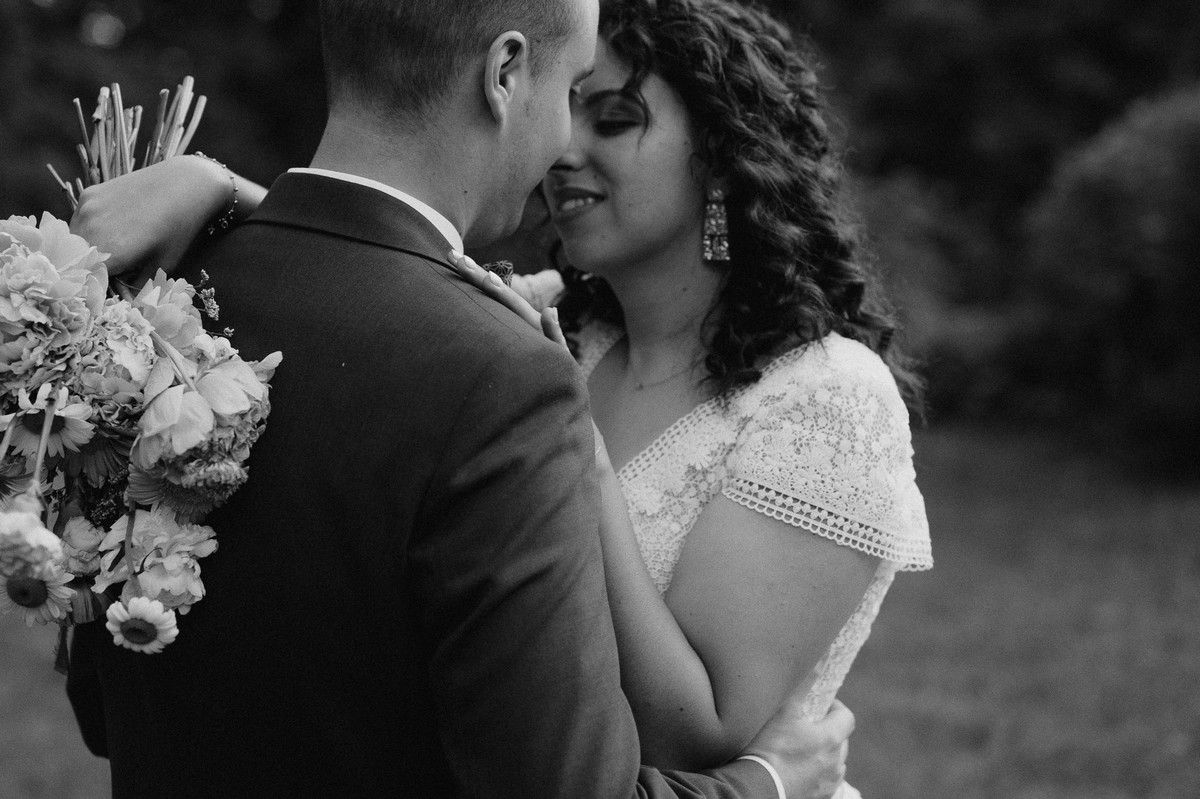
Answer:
[{"left": 703, "top": 188, "right": 729, "bottom": 262}]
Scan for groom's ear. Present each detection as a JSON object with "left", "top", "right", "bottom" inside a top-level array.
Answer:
[{"left": 483, "top": 31, "right": 530, "bottom": 125}]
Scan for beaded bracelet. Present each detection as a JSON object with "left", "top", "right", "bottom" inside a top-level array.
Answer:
[{"left": 192, "top": 151, "right": 239, "bottom": 236}]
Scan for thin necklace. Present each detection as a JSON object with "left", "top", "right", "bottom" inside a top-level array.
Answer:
[{"left": 632, "top": 363, "right": 695, "bottom": 391}]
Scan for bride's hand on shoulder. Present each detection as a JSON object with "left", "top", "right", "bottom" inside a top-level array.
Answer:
[
  {"left": 449, "top": 250, "right": 614, "bottom": 468},
  {"left": 71, "top": 155, "right": 233, "bottom": 278},
  {"left": 448, "top": 250, "right": 568, "bottom": 351}
]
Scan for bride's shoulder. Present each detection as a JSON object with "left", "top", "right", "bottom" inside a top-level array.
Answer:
[{"left": 759, "top": 332, "right": 899, "bottom": 399}]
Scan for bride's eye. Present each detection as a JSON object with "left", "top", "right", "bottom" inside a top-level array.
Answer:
[{"left": 594, "top": 118, "right": 639, "bottom": 136}]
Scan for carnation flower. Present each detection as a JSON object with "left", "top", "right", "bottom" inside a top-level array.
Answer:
[
  {"left": 0, "top": 496, "right": 63, "bottom": 577},
  {"left": 165, "top": 456, "right": 248, "bottom": 517},
  {"left": 95, "top": 507, "right": 216, "bottom": 614},
  {"left": 131, "top": 270, "right": 202, "bottom": 352},
  {"left": 106, "top": 595, "right": 179, "bottom": 654},
  {"left": 61, "top": 515, "right": 106, "bottom": 576},
  {"left": 72, "top": 297, "right": 157, "bottom": 427},
  {"left": 0, "top": 213, "right": 108, "bottom": 393},
  {"left": 131, "top": 550, "right": 207, "bottom": 615},
  {"left": 6, "top": 384, "right": 95, "bottom": 458},
  {"left": 0, "top": 563, "right": 74, "bottom": 626}
]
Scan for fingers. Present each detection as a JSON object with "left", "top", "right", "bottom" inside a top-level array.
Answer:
[
  {"left": 448, "top": 249, "right": 542, "bottom": 330},
  {"left": 823, "top": 699, "right": 856, "bottom": 740},
  {"left": 540, "top": 308, "right": 570, "bottom": 351}
]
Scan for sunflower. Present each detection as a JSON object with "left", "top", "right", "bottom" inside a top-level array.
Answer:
[
  {"left": 0, "top": 564, "right": 73, "bottom": 626},
  {"left": 106, "top": 595, "right": 179, "bottom": 654}
]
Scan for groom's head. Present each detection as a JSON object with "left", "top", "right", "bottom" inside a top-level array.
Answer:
[{"left": 319, "top": 0, "right": 598, "bottom": 244}]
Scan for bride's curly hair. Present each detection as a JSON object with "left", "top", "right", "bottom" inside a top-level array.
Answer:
[{"left": 556, "top": 0, "right": 922, "bottom": 407}]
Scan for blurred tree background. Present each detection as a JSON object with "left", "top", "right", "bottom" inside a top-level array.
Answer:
[
  {"left": 3, "top": 3, "right": 1199, "bottom": 799},
  {"left": 2, "top": 0, "right": 1198, "bottom": 464}
]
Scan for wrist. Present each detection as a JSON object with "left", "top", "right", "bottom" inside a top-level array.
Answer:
[
  {"left": 189, "top": 152, "right": 238, "bottom": 234},
  {"left": 736, "top": 754, "right": 787, "bottom": 799}
]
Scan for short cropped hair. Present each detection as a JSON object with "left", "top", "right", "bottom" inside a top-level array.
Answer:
[{"left": 319, "top": 0, "right": 575, "bottom": 122}]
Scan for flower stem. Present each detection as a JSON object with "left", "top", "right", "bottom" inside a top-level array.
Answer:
[
  {"left": 0, "top": 419, "right": 15, "bottom": 463},
  {"left": 30, "top": 393, "right": 59, "bottom": 496},
  {"left": 123, "top": 502, "right": 137, "bottom": 564}
]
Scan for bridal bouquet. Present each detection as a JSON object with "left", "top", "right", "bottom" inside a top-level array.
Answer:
[{"left": 0, "top": 79, "right": 280, "bottom": 657}]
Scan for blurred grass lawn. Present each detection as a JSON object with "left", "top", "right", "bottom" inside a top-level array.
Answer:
[{"left": 2, "top": 424, "right": 1197, "bottom": 799}]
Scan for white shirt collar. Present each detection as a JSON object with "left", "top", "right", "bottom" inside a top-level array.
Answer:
[{"left": 288, "top": 167, "right": 464, "bottom": 254}]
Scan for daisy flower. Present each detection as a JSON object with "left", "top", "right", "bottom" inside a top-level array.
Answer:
[
  {"left": 8, "top": 384, "right": 95, "bottom": 458},
  {"left": 0, "top": 564, "right": 74, "bottom": 626},
  {"left": 106, "top": 596, "right": 179, "bottom": 654}
]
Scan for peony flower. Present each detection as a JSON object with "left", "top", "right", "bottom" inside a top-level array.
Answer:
[
  {"left": 131, "top": 270, "right": 202, "bottom": 352},
  {"left": 6, "top": 384, "right": 94, "bottom": 458},
  {"left": 106, "top": 595, "right": 178, "bottom": 654},
  {"left": 0, "top": 562, "right": 74, "bottom": 626},
  {"left": 0, "top": 212, "right": 110, "bottom": 279},
  {"left": 251, "top": 350, "right": 282, "bottom": 384},
  {"left": 61, "top": 515, "right": 106, "bottom": 576},
  {"left": 131, "top": 384, "right": 214, "bottom": 468},
  {"left": 195, "top": 355, "right": 265, "bottom": 417}
]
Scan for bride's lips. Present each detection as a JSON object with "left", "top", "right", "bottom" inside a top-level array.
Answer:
[{"left": 550, "top": 185, "right": 604, "bottom": 223}]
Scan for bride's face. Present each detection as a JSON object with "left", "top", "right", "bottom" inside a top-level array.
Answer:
[{"left": 542, "top": 39, "right": 709, "bottom": 275}]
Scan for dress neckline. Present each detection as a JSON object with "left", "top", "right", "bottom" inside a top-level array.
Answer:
[{"left": 581, "top": 322, "right": 817, "bottom": 484}]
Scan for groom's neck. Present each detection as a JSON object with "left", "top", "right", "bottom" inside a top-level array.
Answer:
[{"left": 310, "top": 109, "right": 477, "bottom": 238}]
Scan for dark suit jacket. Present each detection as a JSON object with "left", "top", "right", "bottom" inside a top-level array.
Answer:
[{"left": 67, "top": 173, "right": 771, "bottom": 798}]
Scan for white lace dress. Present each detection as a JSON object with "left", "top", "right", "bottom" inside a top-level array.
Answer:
[{"left": 578, "top": 322, "right": 932, "bottom": 798}]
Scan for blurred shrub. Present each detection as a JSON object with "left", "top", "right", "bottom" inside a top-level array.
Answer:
[
  {"left": 852, "top": 173, "right": 1029, "bottom": 419},
  {"left": 1021, "top": 84, "right": 1200, "bottom": 462}
]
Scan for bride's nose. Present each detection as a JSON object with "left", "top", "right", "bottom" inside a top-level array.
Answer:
[{"left": 550, "top": 122, "right": 587, "bottom": 172}]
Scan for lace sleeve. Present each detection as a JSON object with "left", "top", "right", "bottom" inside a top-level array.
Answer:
[{"left": 722, "top": 337, "right": 932, "bottom": 570}]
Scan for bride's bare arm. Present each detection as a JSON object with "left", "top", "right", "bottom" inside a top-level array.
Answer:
[
  {"left": 594, "top": 461, "right": 877, "bottom": 770},
  {"left": 71, "top": 155, "right": 267, "bottom": 277},
  {"left": 448, "top": 249, "right": 872, "bottom": 774}
]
